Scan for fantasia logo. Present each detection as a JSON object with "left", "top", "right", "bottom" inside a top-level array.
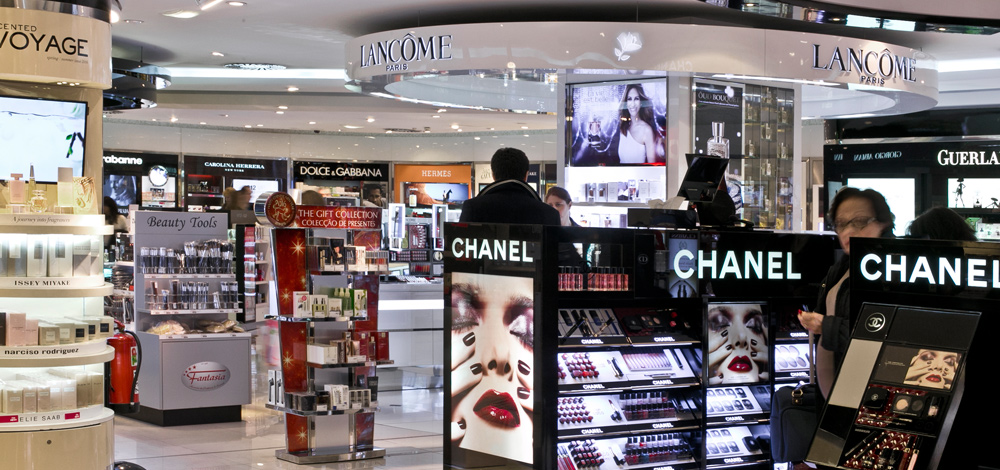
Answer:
[
  {"left": 182, "top": 361, "right": 231, "bottom": 391},
  {"left": 615, "top": 32, "right": 642, "bottom": 62},
  {"left": 865, "top": 312, "right": 887, "bottom": 333}
]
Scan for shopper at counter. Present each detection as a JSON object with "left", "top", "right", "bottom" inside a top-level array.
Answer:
[
  {"left": 544, "top": 186, "right": 578, "bottom": 227},
  {"left": 221, "top": 187, "right": 242, "bottom": 211},
  {"left": 907, "top": 207, "right": 977, "bottom": 241},
  {"left": 798, "top": 187, "right": 895, "bottom": 398},
  {"left": 103, "top": 196, "right": 128, "bottom": 248},
  {"left": 459, "top": 148, "right": 560, "bottom": 225}
]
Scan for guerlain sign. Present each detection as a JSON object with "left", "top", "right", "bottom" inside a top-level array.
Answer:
[
  {"left": 359, "top": 32, "right": 453, "bottom": 72},
  {"left": 811, "top": 44, "right": 917, "bottom": 86}
]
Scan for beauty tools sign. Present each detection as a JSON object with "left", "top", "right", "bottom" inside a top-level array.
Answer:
[{"left": 444, "top": 222, "right": 544, "bottom": 468}]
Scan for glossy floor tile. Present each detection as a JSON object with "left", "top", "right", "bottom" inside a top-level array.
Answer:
[{"left": 113, "top": 333, "right": 446, "bottom": 469}]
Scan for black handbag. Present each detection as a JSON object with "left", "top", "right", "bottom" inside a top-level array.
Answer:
[{"left": 770, "top": 332, "right": 824, "bottom": 463}]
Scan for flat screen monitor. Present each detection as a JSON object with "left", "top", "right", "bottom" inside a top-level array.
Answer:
[
  {"left": 567, "top": 79, "right": 667, "bottom": 166},
  {"left": 846, "top": 177, "right": 915, "bottom": 237},
  {"left": 677, "top": 154, "right": 729, "bottom": 202},
  {"left": 0, "top": 95, "right": 87, "bottom": 182},
  {"left": 947, "top": 178, "right": 1000, "bottom": 210},
  {"left": 402, "top": 182, "right": 469, "bottom": 208},
  {"left": 103, "top": 174, "right": 137, "bottom": 215}
]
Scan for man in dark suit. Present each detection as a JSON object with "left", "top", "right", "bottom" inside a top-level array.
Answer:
[{"left": 460, "top": 148, "right": 560, "bottom": 225}]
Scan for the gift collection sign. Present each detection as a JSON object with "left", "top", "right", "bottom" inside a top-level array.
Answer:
[{"left": 294, "top": 206, "right": 382, "bottom": 229}]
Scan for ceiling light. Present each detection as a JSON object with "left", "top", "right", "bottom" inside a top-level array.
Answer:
[
  {"left": 244, "top": 125, "right": 252, "bottom": 128},
  {"left": 287, "top": 86, "right": 299, "bottom": 92},
  {"left": 123, "top": 19, "right": 144, "bottom": 24},
  {"left": 110, "top": 11, "right": 121, "bottom": 23},
  {"left": 276, "top": 111, "right": 284, "bottom": 114},
  {"left": 161, "top": 9, "right": 200, "bottom": 18},
  {"left": 224, "top": 63, "right": 286, "bottom": 71},
  {"left": 199, "top": 122, "right": 207, "bottom": 125},
  {"left": 278, "top": 105, "right": 288, "bottom": 110},
  {"left": 342, "top": 125, "right": 362, "bottom": 129},
  {"left": 220, "top": 114, "right": 229, "bottom": 117},
  {"left": 521, "top": 126, "right": 529, "bottom": 129},
  {"left": 457, "top": 129, "right": 463, "bottom": 132},
  {"left": 308, "top": 121, "right": 316, "bottom": 125},
  {"left": 437, "top": 109, "right": 447, "bottom": 113},
  {"left": 170, "top": 117, "right": 179, "bottom": 122},
  {"left": 212, "top": 52, "right": 225, "bottom": 57},
  {"left": 386, "top": 130, "right": 393, "bottom": 134},
  {"left": 227, "top": 1, "right": 246, "bottom": 5},
  {"left": 167, "top": 67, "right": 346, "bottom": 80},
  {"left": 366, "top": 117, "right": 375, "bottom": 123},
  {"left": 256, "top": 124, "right": 263, "bottom": 127},
  {"left": 451, "top": 124, "right": 459, "bottom": 129},
  {"left": 431, "top": 115, "right": 441, "bottom": 118},
  {"left": 199, "top": 0, "right": 225, "bottom": 11}
]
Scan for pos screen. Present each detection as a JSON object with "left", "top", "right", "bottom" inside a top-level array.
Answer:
[{"left": 677, "top": 154, "right": 729, "bottom": 202}]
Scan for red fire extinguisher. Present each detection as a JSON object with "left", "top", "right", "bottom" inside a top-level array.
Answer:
[{"left": 106, "top": 320, "right": 141, "bottom": 414}]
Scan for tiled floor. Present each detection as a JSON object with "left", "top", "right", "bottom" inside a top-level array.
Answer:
[{"left": 113, "top": 335, "right": 445, "bottom": 469}]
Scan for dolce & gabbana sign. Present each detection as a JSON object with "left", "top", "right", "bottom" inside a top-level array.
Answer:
[
  {"left": 294, "top": 162, "right": 388, "bottom": 181},
  {"left": 359, "top": 32, "right": 453, "bottom": 72},
  {"left": 812, "top": 44, "right": 916, "bottom": 86}
]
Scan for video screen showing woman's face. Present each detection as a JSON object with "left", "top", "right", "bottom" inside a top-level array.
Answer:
[
  {"left": 449, "top": 272, "right": 534, "bottom": 464},
  {"left": 706, "top": 303, "right": 769, "bottom": 384},
  {"left": 904, "top": 349, "right": 960, "bottom": 390}
]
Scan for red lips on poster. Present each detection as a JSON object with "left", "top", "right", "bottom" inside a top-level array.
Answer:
[{"left": 294, "top": 205, "right": 382, "bottom": 229}]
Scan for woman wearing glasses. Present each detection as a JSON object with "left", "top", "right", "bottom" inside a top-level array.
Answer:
[{"left": 797, "top": 187, "right": 895, "bottom": 397}]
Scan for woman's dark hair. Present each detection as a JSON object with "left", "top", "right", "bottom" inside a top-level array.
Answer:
[
  {"left": 544, "top": 186, "right": 572, "bottom": 204},
  {"left": 618, "top": 84, "right": 657, "bottom": 138},
  {"left": 103, "top": 196, "right": 119, "bottom": 225},
  {"left": 828, "top": 187, "right": 895, "bottom": 236},
  {"left": 908, "top": 207, "right": 977, "bottom": 241}
]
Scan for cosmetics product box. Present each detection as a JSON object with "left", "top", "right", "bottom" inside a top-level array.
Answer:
[
  {"left": 375, "top": 331, "right": 390, "bottom": 361},
  {"left": 60, "top": 378, "right": 77, "bottom": 410},
  {"left": 90, "top": 237, "right": 103, "bottom": 276},
  {"left": 306, "top": 342, "right": 340, "bottom": 365},
  {"left": 51, "top": 321, "right": 74, "bottom": 344},
  {"left": 586, "top": 183, "right": 596, "bottom": 202},
  {"left": 329, "top": 340, "right": 348, "bottom": 363},
  {"left": 47, "top": 380, "right": 63, "bottom": 411},
  {"left": 292, "top": 291, "right": 310, "bottom": 318},
  {"left": 353, "top": 289, "right": 368, "bottom": 318},
  {"left": 309, "top": 295, "right": 328, "bottom": 318},
  {"left": 0, "top": 238, "right": 7, "bottom": 277},
  {"left": 48, "top": 234, "right": 73, "bottom": 277},
  {"left": 23, "top": 318, "right": 38, "bottom": 346},
  {"left": 98, "top": 316, "right": 114, "bottom": 338},
  {"left": 7, "top": 233, "right": 26, "bottom": 277},
  {"left": 26, "top": 234, "right": 48, "bottom": 278},
  {"left": 35, "top": 384, "right": 50, "bottom": 412},
  {"left": 323, "top": 384, "right": 350, "bottom": 409},
  {"left": 73, "top": 373, "right": 91, "bottom": 408},
  {"left": 267, "top": 370, "right": 276, "bottom": 406},
  {"left": 3, "top": 385, "right": 23, "bottom": 414},
  {"left": 65, "top": 321, "right": 88, "bottom": 343},
  {"left": 37, "top": 322, "right": 60, "bottom": 346},
  {"left": 367, "top": 376, "right": 379, "bottom": 403},
  {"left": 597, "top": 183, "right": 608, "bottom": 202},
  {"left": 638, "top": 180, "right": 650, "bottom": 200},
  {"left": 346, "top": 355, "right": 367, "bottom": 364},
  {"left": 90, "top": 372, "right": 104, "bottom": 406},
  {"left": 73, "top": 235, "right": 92, "bottom": 277},
  {"left": 316, "top": 391, "right": 330, "bottom": 412},
  {"left": 355, "top": 331, "right": 371, "bottom": 360},
  {"left": 0, "top": 312, "right": 6, "bottom": 346},
  {"left": 66, "top": 317, "right": 98, "bottom": 339},
  {"left": 19, "top": 382, "right": 37, "bottom": 413},
  {"left": 328, "top": 297, "right": 343, "bottom": 318},
  {"left": 6, "top": 312, "right": 26, "bottom": 347}
]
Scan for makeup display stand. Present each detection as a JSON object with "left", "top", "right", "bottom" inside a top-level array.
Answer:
[
  {"left": 443, "top": 223, "right": 839, "bottom": 470},
  {"left": 0, "top": 214, "right": 117, "bottom": 469},
  {"left": 266, "top": 222, "right": 393, "bottom": 465},
  {"left": 808, "top": 238, "right": 1000, "bottom": 470},
  {"left": 130, "top": 211, "right": 251, "bottom": 426}
]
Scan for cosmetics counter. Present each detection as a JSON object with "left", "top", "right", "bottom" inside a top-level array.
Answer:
[
  {"left": 0, "top": 214, "right": 117, "bottom": 468},
  {"left": 130, "top": 211, "right": 251, "bottom": 426},
  {"left": 806, "top": 238, "right": 1000, "bottom": 469},
  {"left": 444, "top": 223, "right": 839, "bottom": 470}
]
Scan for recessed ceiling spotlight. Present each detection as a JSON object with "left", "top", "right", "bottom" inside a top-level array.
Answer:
[
  {"left": 451, "top": 123, "right": 459, "bottom": 129},
  {"left": 308, "top": 121, "right": 317, "bottom": 125},
  {"left": 342, "top": 125, "right": 362, "bottom": 129},
  {"left": 278, "top": 105, "right": 288, "bottom": 110},
  {"left": 457, "top": 129, "right": 463, "bottom": 132},
  {"left": 199, "top": 122, "right": 207, "bottom": 125},
  {"left": 256, "top": 124, "right": 263, "bottom": 127},
  {"left": 366, "top": 117, "right": 375, "bottom": 123},
  {"left": 520, "top": 126, "right": 528, "bottom": 129},
  {"left": 431, "top": 115, "right": 441, "bottom": 118},
  {"left": 212, "top": 52, "right": 225, "bottom": 57},
  {"left": 276, "top": 111, "right": 284, "bottom": 114},
  {"left": 938, "top": 27, "right": 948, "bottom": 31},
  {"left": 744, "top": 2, "right": 756, "bottom": 6},
  {"left": 244, "top": 125, "right": 252, "bottom": 128},
  {"left": 227, "top": 1, "right": 246, "bottom": 5},
  {"left": 170, "top": 117, "right": 179, "bottom": 122},
  {"left": 123, "top": 19, "right": 144, "bottom": 24},
  {"left": 152, "top": 118, "right": 158, "bottom": 122},
  {"left": 287, "top": 86, "right": 299, "bottom": 92},
  {"left": 220, "top": 114, "right": 229, "bottom": 117},
  {"left": 437, "top": 109, "right": 447, "bottom": 113},
  {"left": 385, "top": 130, "right": 392, "bottom": 134},
  {"left": 161, "top": 9, "right": 200, "bottom": 18},
  {"left": 224, "top": 63, "right": 286, "bottom": 71}
]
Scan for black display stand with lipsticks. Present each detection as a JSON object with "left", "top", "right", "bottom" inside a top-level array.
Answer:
[
  {"left": 444, "top": 223, "right": 839, "bottom": 470},
  {"left": 807, "top": 238, "right": 1000, "bottom": 470}
]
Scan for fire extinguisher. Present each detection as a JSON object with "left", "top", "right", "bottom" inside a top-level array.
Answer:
[{"left": 106, "top": 319, "right": 141, "bottom": 414}]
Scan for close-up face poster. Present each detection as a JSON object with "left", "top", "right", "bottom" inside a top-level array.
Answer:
[
  {"left": 706, "top": 302, "right": 769, "bottom": 385},
  {"left": 448, "top": 271, "right": 535, "bottom": 465}
]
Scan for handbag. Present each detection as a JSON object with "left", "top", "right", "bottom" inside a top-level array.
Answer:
[{"left": 770, "top": 332, "right": 824, "bottom": 463}]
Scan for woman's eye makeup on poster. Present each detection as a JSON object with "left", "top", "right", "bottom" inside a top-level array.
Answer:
[
  {"left": 451, "top": 284, "right": 482, "bottom": 332},
  {"left": 505, "top": 296, "right": 534, "bottom": 351},
  {"left": 707, "top": 308, "right": 732, "bottom": 332}
]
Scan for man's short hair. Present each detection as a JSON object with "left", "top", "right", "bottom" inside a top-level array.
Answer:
[{"left": 491, "top": 147, "right": 529, "bottom": 181}]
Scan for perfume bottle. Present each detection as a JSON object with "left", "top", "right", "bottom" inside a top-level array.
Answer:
[
  {"left": 588, "top": 120, "right": 604, "bottom": 147},
  {"left": 707, "top": 122, "right": 729, "bottom": 158},
  {"left": 747, "top": 139, "right": 756, "bottom": 158},
  {"left": 9, "top": 173, "right": 25, "bottom": 204},
  {"left": 27, "top": 164, "right": 36, "bottom": 194},
  {"left": 28, "top": 189, "right": 48, "bottom": 213}
]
